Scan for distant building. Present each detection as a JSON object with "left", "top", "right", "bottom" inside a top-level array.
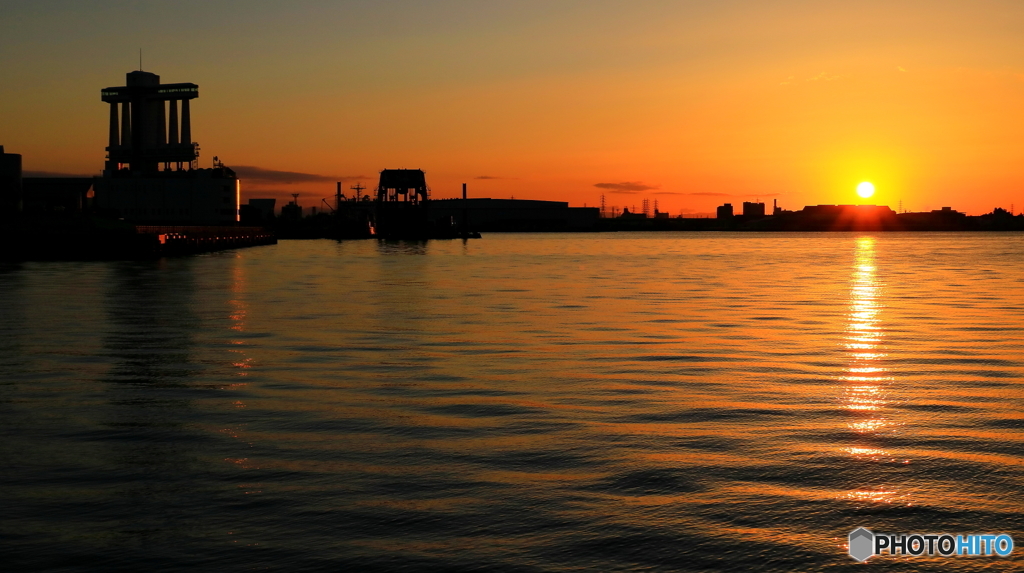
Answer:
[
  {"left": 0, "top": 146, "right": 22, "bottom": 216},
  {"left": 742, "top": 201, "right": 765, "bottom": 218},
  {"left": 429, "top": 198, "right": 599, "bottom": 231},
  {"left": 239, "top": 198, "right": 276, "bottom": 225},
  {"left": 801, "top": 204, "right": 895, "bottom": 217},
  {"left": 93, "top": 70, "right": 239, "bottom": 225},
  {"left": 897, "top": 206, "right": 967, "bottom": 230},
  {"left": 281, "top": 200, "right": 303, "bottom": 221},
  {"left": 717, "top": 203, "right": 734, "bottom": 219},
  {"left": 618, "top": 207, "right": 648, "bottom": 220}
]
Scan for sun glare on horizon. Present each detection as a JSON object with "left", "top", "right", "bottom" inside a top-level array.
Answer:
[{"left": 856, "top": 182, "right": 876, "bottom": 199}]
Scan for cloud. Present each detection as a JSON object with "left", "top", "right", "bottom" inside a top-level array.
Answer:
[
  {"left": 474, "top": 175, "right": 514, "bottom": 180},
  {"left": 594, "top": 181, "right": 660, "bottom": 193},
  {"left": 649, "top": 192, "right": 732, "bottom": 197},
  {"left": 232, "top": 165, "right": 367, "bottom": 185},
  {"left": 23, "top": 170, "right": 94, "bottom": 178},
  {"left": 672, "top": 192, "right": 784, "bottom": 198}
]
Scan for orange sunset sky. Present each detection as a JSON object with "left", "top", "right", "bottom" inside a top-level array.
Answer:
[{"left": 2, "top": 1, "right": 1023, "bottom": 215}]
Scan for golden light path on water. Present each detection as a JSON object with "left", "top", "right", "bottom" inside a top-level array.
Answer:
[{"left": 840, "top": 236, "right": 907, "bottom": 507}]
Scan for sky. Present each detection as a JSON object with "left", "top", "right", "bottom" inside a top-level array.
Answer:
[{"left": 2, "top": 0, "right": 1023, "bottom": 215}]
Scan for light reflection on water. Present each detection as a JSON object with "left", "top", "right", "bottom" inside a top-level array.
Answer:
[
  {"left": 839, "top": 237, "right": 907, "bottom": 508},
  {"left": 1, "top": 233, "right": 1024, "bottom": 572}
]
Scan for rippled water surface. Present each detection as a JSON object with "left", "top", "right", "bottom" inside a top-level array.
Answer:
[{"left": 3, "top": 233, "right": 1024, "bottom": 571}]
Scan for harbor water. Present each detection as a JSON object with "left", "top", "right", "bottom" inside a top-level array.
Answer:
[{"left": 2, "top": 233, "right": 1023, "bottom": 571}]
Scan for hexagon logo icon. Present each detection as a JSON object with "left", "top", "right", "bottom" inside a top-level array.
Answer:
[{"left": 849, "top": 527, "right": 874, "bottom": 562}]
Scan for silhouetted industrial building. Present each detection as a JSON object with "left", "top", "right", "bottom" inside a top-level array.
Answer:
[
  {"left": 281, "top": 199, "right": 303, "bottom": 221},
  {"left": 377, "top": 169, "right": 429, "bottom": 205},
  {"left": 430, "top": 198, "right": 599, "bottom": 231},
  {"left": 93, "top": 71, "right": 239, "bottom": 225},
  {"left": 618, "top": 207, "right": 648, "bottom": 220},
  {"left": 742, "top": 201, "right": 765, "bottom": 218},
  {"left": 772, "top": 204, "right": 900, "bottom": 231},
  {"left": 898, "top": 206, "right": 967, "bottom": 230},
  {"left": 240, "top": 198, "right": 276, "bottom": 225},
  {"left": 800, "top": 204, "right": 895, "bottom": 216},
  {"left": 717, "top": 203, "right": 733, "bottom": 219},
  {"left": 0, "top": 146, "right": 22, "bottom": 216}
]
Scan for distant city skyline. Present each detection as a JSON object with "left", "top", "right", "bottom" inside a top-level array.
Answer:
[{"left": 3, "top": 0, "right": 1023, "bottom": 215}]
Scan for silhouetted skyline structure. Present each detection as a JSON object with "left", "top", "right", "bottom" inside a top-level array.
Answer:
[
  {"left": 600, "top": 202, "right": 1024, "bottom": 231},
  {"left": 102, "top": 71, "right": 198, "bottom": 173},
  {"left": 94, "top": 71, "right": 239, "bottom": 225},
  {"left": 742, "top": 201, "right": 765, "bottom": 218},
  {"left": 430, "top": 198, "right": 598, "bottom": 232},
  {"left": 377, "top": 169, "right": 429, "bottom": 205}
]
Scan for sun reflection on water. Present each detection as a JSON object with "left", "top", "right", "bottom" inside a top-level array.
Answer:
[{"left": 839, "top": 237, "right": 905, "bottom": 504}]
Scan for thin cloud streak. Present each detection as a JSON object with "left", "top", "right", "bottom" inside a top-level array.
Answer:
[
  {"left": 23, "top": 170, "right": 94, "bottom": 178},
  {"left": 594, "top": 181, "right": 660, "bottom": 193},
  {"left": 651, "top": 191, "right": 782, "bottom": 197},
  {"left": 233, "top": 165, "right": 367, "bottom": 184}
]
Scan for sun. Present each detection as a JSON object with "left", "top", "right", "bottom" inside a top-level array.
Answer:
[{"left": 856, "top": 182, "right": 875, "bottom": 199}]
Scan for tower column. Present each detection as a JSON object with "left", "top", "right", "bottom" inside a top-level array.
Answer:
[
  {"left": 157, "top": 100, "right": 167, "bottom": 146},
  {"left": 120, "top": 101, "right": 131, "bottom": 149},
  {"left": 181, "top": 98, "right": 191, "bottom": 145},
  {"left": 168, "top": 99, "right": 179, "bottom": 145},
  {"left": 108, "top": 103, "right": 119, "bottom": 147}
]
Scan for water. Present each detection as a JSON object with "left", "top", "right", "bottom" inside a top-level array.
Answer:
[{"left": 2, "top": 233, "right": 1023, "bottom": 572}]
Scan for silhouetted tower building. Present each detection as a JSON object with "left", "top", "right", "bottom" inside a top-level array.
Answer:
[
  {"left": 717, "top": 203, "right": 733, "bottom": 219},
  {"left": 102, "top": 71, "right": 198, "bottom": 173},
  {"left": 94, "top": 70, "right": 239, "bottom": 225}
]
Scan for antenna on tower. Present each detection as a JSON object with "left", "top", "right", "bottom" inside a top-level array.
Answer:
[{"left": 351, "top": 183, "right": 365, "bottom": 200}]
